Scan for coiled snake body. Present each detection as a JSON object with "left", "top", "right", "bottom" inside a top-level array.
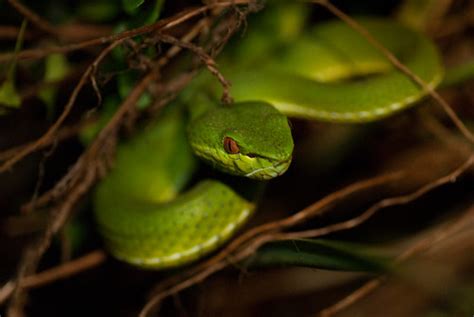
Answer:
[{"left": 94, "top": 18, "right": 442, "bottom": 269}]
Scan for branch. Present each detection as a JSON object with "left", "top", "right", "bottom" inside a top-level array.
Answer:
[
  {"left": 272, "top": 154, "right": 474, "bottom": 241},
  {"left": 0, "top": 40, "right": 123, "bottom": 173},
  {"left": 0, "top": 1, "right": 253, "bottom": 63},
  {"left": 318, "top": 204, "right": 474, "bottom": 317},
  {"left": 7, "top": 0, "right": 59, "bottom": 37},
  {"left": 6, "top": 71, "right": 157, "bottom": 316},
  {"left": 3, "top": 3, "right": 257, "bottom": 315},
  {"left": 0, "top": 250, "right": 106, "bottom": 304},
  {"left": 140, "top": 172, "right": 402, "bottom": 317},
  {"left": 141, "top": 154, "right": 473, "bottom": 316}
]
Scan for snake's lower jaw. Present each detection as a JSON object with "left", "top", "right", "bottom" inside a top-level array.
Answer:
[{"left": 245, "top": 156, "right": 292, "bottom": 180}]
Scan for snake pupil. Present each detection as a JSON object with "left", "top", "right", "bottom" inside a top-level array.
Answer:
[{"left": 223, "top": 137, "right": 240, "bottom": 154}]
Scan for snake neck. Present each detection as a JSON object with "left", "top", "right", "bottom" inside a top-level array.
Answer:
[{"left": 178, "top": 72, "right": 221, "bottom": 121}]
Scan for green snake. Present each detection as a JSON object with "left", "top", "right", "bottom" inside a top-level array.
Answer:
[{"left": 94, "top": 17, "right": 443, "bottom": 269}]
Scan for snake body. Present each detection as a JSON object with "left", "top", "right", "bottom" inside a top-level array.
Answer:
[
  {"left": 94, "top": 104, "right": 283, "bottom": 268},
  {"left": 94, "top": 18, "right": 443, "bottom": 269}
]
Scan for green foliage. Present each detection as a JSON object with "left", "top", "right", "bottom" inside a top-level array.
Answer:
[
  {"left": 0, "top": 19, "right": 27, "bottom": 113},
  {"left": 38, "top": 53, "right": 70, "bottom": 116},
  {"left": 78, "top": 0, "right": 163, "bottom": 144},
  {"left": 248, "top": 239, "right": 392, "bottom": 272},
  {"left": 0, "top": 80, "right": 21, "bottom": 110}
]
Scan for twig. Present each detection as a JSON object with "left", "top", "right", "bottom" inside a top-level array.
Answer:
[
  {"left": 157, "top": 33, "right": 233, "bottom": 104},
  {"left": 3, "top": 2, "right": 256, "bottom": 314},
  {"left": 7, "top": 167, "right": 96, "bottom": 317},
  {"left": 319, "top": 278, "right": 384, "bottom": 317},
  {"left": 149, "top": 172, "right": 402, "bottom": 295},
  {"left": 0, "top": 40, "right": 122, "bottom": 174},
  {"left": 0, "top": 26, "right": 30, "bottom": 39},
  {"left": 7, "top": 0, "right": 113, "bottom": 41},
  {"left": 0, "top": 1, "right": 252, "bottom": 63},
  {"left": 18, "top": 14, "right": 221, "bottom": 215},
  {"left": 0, "top": 24, "right": 111, "bottom": 41},
  {"left": 140, "top": 173, "right": 402, "bottom": 316},
  {"left": 271, "top": 156, "right": 474, "bottom": 241},
  {"left": 142, "top": 154, "right": 473, "bottom": 316},
  {"left": 5, "top": 8, "right": 224, "bottom": 298},
  {"left": 7, "top": 0, "right": 59, "bottom": 37},
  {"left": 156, "top": 19, "right": 211, "bottom": 68},
  {"left": 6, "top": 71, "right": 157, "bottom": 316},
  {"left": 318, "top": 204, "right": 474, "bottom": 317},
  {"left": 0, "top": 0, "right": 254, "bottom": 173},
  {"left": 0, "top": 250, "right": 106, "bottom": 304},
  {"left": 24, "top": 250, "right": 106, "bottom": 288},
  {"left": 311, "top": 0, "right": 474, "bottom": 145}
]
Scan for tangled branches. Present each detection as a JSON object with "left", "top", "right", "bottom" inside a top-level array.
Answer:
[
  {"left": 0, "top": 1, "right": 473, "bottom": 317},
  {"left": 0, "top": 1, "right": 259, "bottom": 315}
]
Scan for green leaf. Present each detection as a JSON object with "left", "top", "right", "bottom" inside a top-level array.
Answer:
[
  {"left": 247, "top": 239, "right": 392, "bottom": 272},
  {"left": 122, "top": 0, "right": 145, "bottom": 15},
  {"left": 0, "top": 80, "right": 21, "bottom": 109},
  {"left": 39, "top": 53, "right": 70, "bottom": 117},
  {"left": 37, "top": 88, "right": 55, "bottom": 112},
  {"left": 44, "top": 54, "right": 70, "bottom": 82},
  {"left": 0, "top": 19, "right": 27, "bottom": 112}
]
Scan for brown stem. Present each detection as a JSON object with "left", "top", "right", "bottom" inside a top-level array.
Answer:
[
  {"left": 7, "top": 0, "right": 59, "bottom": 37},
  {"left": 318, "top": 204, "right": 474, "bottom": 317},
  {"left": 0, "top": 250, "right": 106, "bottom": 305},
  {"left": 142, "top": 154, "right": 473, "bottom": 316},
  {"left": 0, "top": 1, "right": 252, "bottom": 63}
]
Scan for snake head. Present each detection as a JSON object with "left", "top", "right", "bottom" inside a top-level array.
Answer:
[{"left": 187, "top": 101, "right": 294, "bottom": 180}]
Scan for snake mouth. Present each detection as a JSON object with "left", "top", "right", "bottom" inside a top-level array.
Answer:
[
  {"left": 245, "top": 156, "right": 292, "bottom": 180},
  {"left": 190, "top": 143, "right": 292, "bottom": 180}
]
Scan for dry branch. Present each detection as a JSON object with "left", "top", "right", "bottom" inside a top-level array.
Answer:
[
  {"left": 1, "top": 1, "right": 472, "bottom": 316},
  {"left": 318, "top": 204, "right": 474, "bottom": 317},
  {"left": 3, "top": 2, "right": 257, "bottom": 315},
  {"left": 0, "top": 250, "right": 106, "bottom": 305},
  {"left": 7, "top": 0, "right": 60, "bottom": 37},
  {"left": 0, "top": 1, "right": 253, "bottom": 63},
  {"left": 141, "top": 154, "right": 474, "bottom": 317}
]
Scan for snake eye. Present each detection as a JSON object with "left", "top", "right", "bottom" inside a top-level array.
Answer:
[{"left": 223, "top": 137, "right": 240, "bottom": 154}]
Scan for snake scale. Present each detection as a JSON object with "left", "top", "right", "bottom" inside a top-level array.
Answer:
[{"left": 94, "top": 15, "right": 443, "bottom": 269}]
